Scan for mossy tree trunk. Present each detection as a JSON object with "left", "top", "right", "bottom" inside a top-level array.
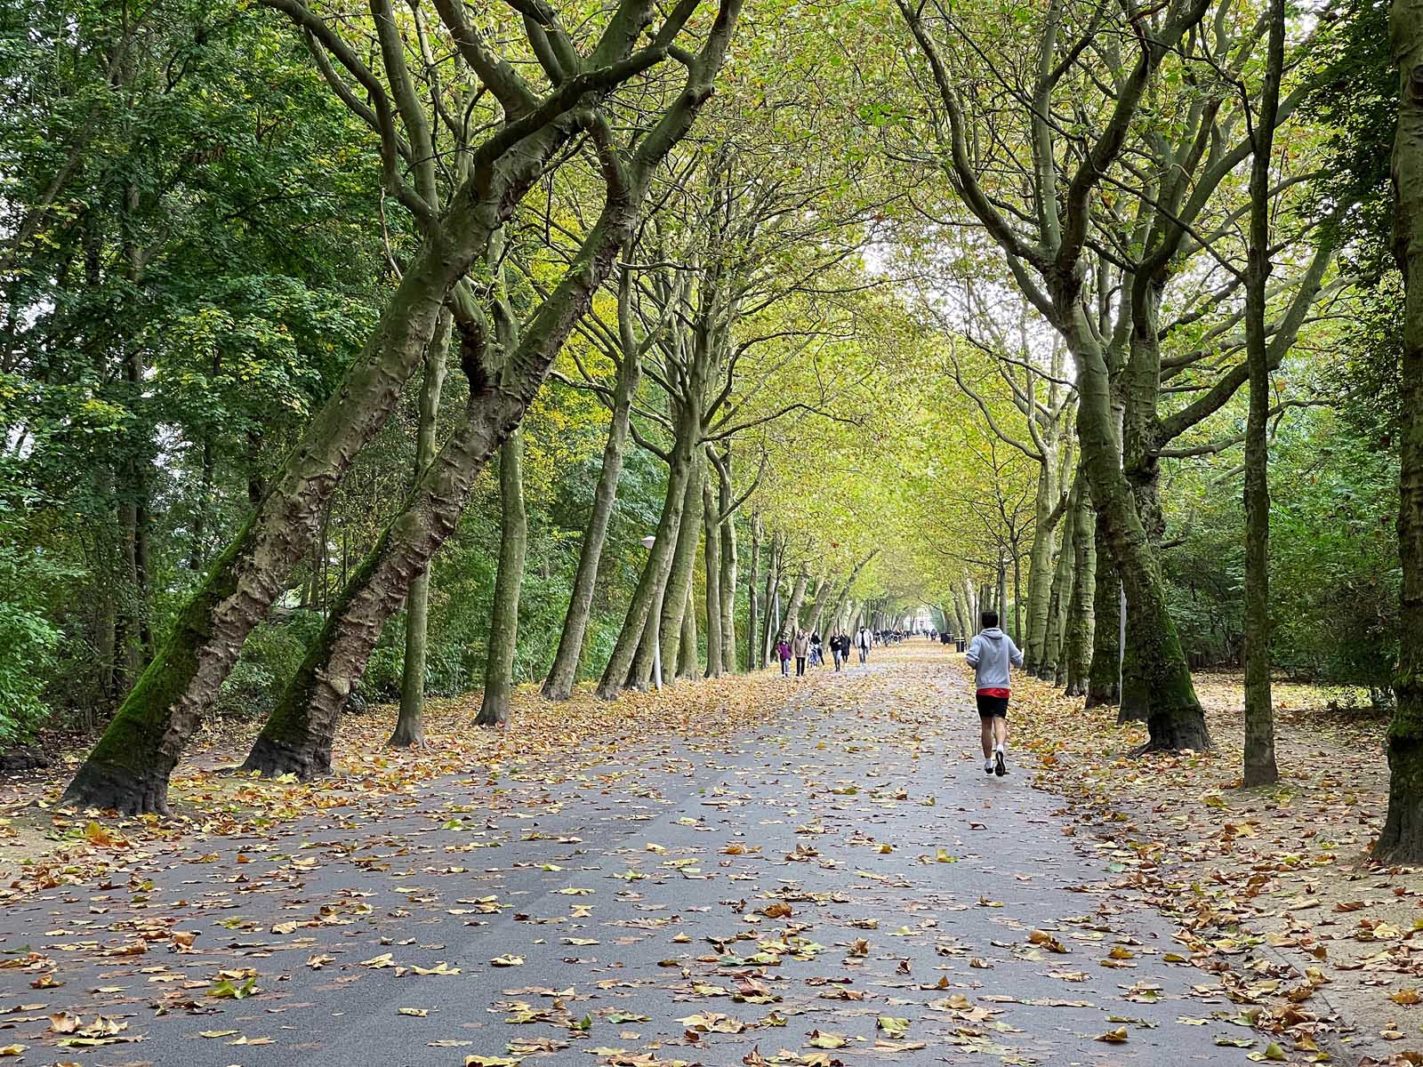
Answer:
[
  {"left": 1377, "top": 0, "right": 1423, "bottom": 859},
  {"left": 1069, "top": 324, "right": 1211, "bottom": 751},
  {"left": 780, "top": 569, "right": 809, "bottom": 639},
  {"left": 64, "top": 0, "right": 742, "bottom": 814},
  {"left": 746, "top": 515, "right": 761, "bottom": 669}
]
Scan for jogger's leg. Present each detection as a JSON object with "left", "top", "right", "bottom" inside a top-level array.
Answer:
[
  {"left": 980, "top": 718, "right": 994, "bottom": 759},
  {"left": 994, "top": 717, "right": 1009, "bottom": 750}
]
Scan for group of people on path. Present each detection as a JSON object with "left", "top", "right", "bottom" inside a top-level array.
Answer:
[
  {"left": 775, "top": 626, "right": 875, "bottom": 677},
  {"left": 771, "top": 610, "right": 1024, "bottom": 780}
]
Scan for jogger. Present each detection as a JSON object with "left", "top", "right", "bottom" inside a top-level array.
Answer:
[{"left": 965, "top": 610, "right": 1023, "bottom": 777}]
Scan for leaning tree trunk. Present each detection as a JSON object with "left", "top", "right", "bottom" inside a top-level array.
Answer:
[
  {"left": 392, "top": 310, "right": 452, "bottom": 746},
  {"left": 543, "top": 342, "right": 640, "bottom": 699},
  {"left": 1085, "top": 513, "right": 1122, "bottom": 708},
  {"left": 240, "top": 166, "right": 665, "bottom": 778},
  {"left": 242, "top": 381, "right": 526, "bottom": 778},
  {"left": 703, "top": 477, "right": 723, "bottom": 677},
  {"left": 1072, "top": 331, "right": 1211, "bottom": 751},
  {"left": 1063, "top": 477, "right": 1097, "bottom": 697},
  {"left": 1376, "top": 0, "right": 1423, "bottom": 859},
  {"left": 65, "top": 215, "right": 490, "bottom": 811},
  {"left": 476, "top": 432, "right": 527, "bottom": 726}
]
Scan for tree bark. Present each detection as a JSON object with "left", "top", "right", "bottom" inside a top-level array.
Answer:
[
  {"left": 1038, "top": 478, "right": 1076, "bottom": 681},
  {"left": 65, "top": 191, "right": 504, "bottom": 810},
  {"left": 1241, "top": 0, "right": 1284, "bottom": 788},
  {"left": 781, "top": 569, "right": 809, "bottom": 639},
  {"left": 656, "top": 447, "right": 706, "bottom": 679},
  {"left": 702, "top": 475, "right": 723, "bottom": 677},
  {"left": 1376, "top": 0, "right": 1423, "bottom": 858},
  {"left": 543, "top": 281, "right": 641, "bottom": 699},
  {"left": 476, "top": 432, "right": 527, "bottom": 726},
  {"left": 677, "top": 578, "right": 699, "bottom": 679},
  {"left": 719, "top": 509, "right": 737, "bottom": 673},
  {"left": 1022, "top": 457, "right": 1059, "bottom": 672},
  {"left": 1070, "top": 327, "right": 1211, "bottom": 751},
  {"left": 597, "top": 434, "right": 695, "bottom": 699},
  {"left": 392, "top": 310, "right": 452, "bottom": 746},
  {"left": 1085, "top": 513, "right": 1122, "bottom": 708},
  {"left": 746, "top": 515, "right": 761, "bottom": 670},
  {"left": 1063, "top": 476, "right": 1097, "bottom": 697}
]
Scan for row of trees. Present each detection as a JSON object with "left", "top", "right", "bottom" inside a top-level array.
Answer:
[{"left": 8, "top": 0, "right": 1423, "bottom": 858}]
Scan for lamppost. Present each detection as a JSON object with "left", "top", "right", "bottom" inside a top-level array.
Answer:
[{"left": 641, "top": 535, "right": 662, "bottom": 690}]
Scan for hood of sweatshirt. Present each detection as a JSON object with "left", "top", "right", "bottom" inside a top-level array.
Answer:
[{"left": 980, "top": 627, "right": 1005, "bottom": 640}]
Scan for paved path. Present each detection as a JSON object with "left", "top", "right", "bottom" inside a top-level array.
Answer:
[{"left": 0, "top": 650, "right": 1248, "bottom": 1065}]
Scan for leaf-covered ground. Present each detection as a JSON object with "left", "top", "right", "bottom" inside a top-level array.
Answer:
[
  {"left": 0, "top": 643, "right": 1407, "bottom": 1065},
  {"left": 1008, "top": 657, "right": 1417, "bottom": 1067}
]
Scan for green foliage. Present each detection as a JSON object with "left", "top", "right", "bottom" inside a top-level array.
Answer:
[
  {"left": 1163, "top": 409, "right": 1400, "bottom": 692},
  {"left": 0, "top": 545, "right": 63, "bottom": 743}
]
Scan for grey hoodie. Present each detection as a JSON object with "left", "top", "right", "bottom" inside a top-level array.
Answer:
[{"left": 965, "top": 627, "right": 1024, "bottom": 690}]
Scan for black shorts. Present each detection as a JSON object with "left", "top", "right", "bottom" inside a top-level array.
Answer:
[{"left": 976, "top": 693, "right": 1009, "bottom": 718}]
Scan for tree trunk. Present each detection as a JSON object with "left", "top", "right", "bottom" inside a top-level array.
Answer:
[
  {"left": 597, "top": 435, "right": 695, "bottom": 700},
  {"left": 719, "top": 513, "right": 737, "bottom": 673},
  {"left": 476, "top": 432, "right": 527, "bottom": 726},
  {"left": 1085, "top": 512, "right": 1122, "bottom": 707},
  {"left": 239, "top": 164, "right": 665, "bottom": 778},
  {"left": 655, "top": 447, "right": 706, "bottom": 682},
  {"left": 702, "top": 475, "right": 723, "bottom": 678},
  {"left": 64, "top": 197, "right": 502, "bottom": 811},
  {"left": 1022, "top": 456, "right": 1059, "bottom": 672},
  {"left": 1070, "top": 328, "right": 1211, "bottom": 751},
  {"left": 1379, "top": 0, "right": 1423, "bottom": 859},
  {"left": 1063, "top": 476, "right": 1097, "bottom": 697},
  {"left": 543, "top": 339, "right": 640, "bottom": 699},
  {"left": 677, "top": 578, "right": 699, "bottom": 680},
  {"left": 761, "top": 538, "right": 782, "bottom": 665},
  {"left": 392, "top": 310, "right": 452, "bottom": 746},
  {"left": 781, "top": 570, "right": 809, "bottom": 639},
  {"left": 1038, "top": 478, "right": 1076, "bottom": 681},
  {"left": 746, "top": 516, "right": 761, "bottom": 670},
  {"left": 1241, "top": 0, "right": 1284, "bottom": 788}
]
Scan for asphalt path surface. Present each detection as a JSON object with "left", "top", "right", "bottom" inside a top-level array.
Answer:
[{"left": 1, "top": 650, "right": 1251, "bottom": 1065}]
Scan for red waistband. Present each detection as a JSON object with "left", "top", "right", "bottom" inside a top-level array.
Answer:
[{"left": 977, "top": 687, "right": 1011, "bottom": 699}]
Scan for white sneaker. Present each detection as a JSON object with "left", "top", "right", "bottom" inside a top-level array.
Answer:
[
  {"left": 994, "top": 748, "right": 1008, "bottom": 777},
  {"left": 983, "top": 757, "right": 995, "bottom": 775}
]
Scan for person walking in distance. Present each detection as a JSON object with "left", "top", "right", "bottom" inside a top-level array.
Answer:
[
  {"left": 776, "top": 636, "right": 792, "bottom": 677},
  {"left": 965, "top": 610, "right": 1023, "bottom": 777},
  {"left": 856, "top": 626, "right": 871, "bottom": 664},
  {"left": 831, "top": 631, "right": 847, "bottom": 671},
  {"left": 792, "top": 629, "right": 810, "bottom": 677}
]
